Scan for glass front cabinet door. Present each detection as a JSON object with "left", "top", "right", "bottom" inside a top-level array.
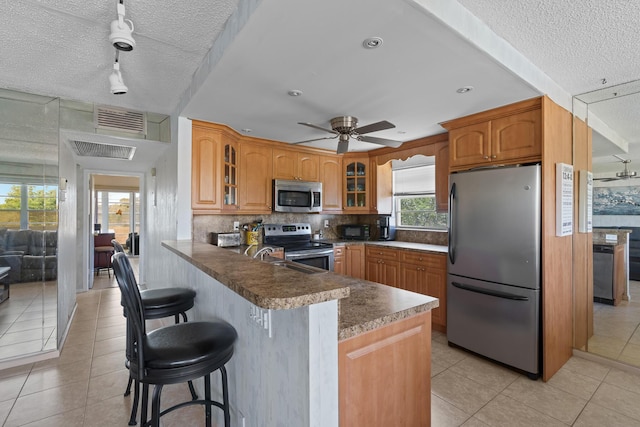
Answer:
[{"left": 344, "top": 159, "right": 369, "bottom": 211}]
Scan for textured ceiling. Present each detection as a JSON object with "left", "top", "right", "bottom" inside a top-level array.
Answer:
[
  {"left": 0, "top": 0, "right": 239, "bottom": 116},
  {"left": 1, "top": 0, "right": 639, "bottom": 168}
]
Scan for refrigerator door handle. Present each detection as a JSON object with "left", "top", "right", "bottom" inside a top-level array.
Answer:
[
  {"left": 452, "top": 281, "right": 529, "bottom": 301},
  {"left": 448, "top": 182, "right": 456, "bottom": 264}
]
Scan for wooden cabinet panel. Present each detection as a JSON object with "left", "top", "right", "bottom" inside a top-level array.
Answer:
[
  {"left": 444, "top": 100, "right": 542, "bottom": 171},
  {"left": 374, "top": 160, "right": 392, "bottom": 215},
  {"left": 435, "top": 143, "right": 449, "bottom": 213},
  {"left": 334, "top": 245, "right": 345, "bottom": 275},
  {"left": 449, "top": 121, "right": 490, "bottom": 168},
  {"left": 399, "top": 251, "right": 447, "bottom": 330},
  {"left": 191, "top": 126, "right": 221, "bottom": 210},
  {"left": 238, "top": 140, "right": 273, "bottom": 213},
  {"left": 339, "top": 311, "right": 431, "bottom": 427},
  {"left": 273, "top": 148, "right": 319, "bottom": 181},
  {"left": 345, "top": 245, "right": 365, "bottom": 279},
  {"left": 366, "top": 247, "right": 400, "bottom": 287},
  {"left": 319, "top": 155, "right": 342, "bottom": 211},
  {"left": 491, "top": 109, "right": 541, "bottom": 162}
]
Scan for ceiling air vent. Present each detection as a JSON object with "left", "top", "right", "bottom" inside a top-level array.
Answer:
[
  {"left": 94, "top": 106, "right": 147, "bottom": 135},
  {"left": 70, "top": 140, "right": 136, "bottom": 160}
]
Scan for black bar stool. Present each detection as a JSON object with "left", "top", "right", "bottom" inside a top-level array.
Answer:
[
  {"left": 113, "top": 252, "right": 237, "bottom": 427},
  {"left": 112, "top": 240, "right": 198, "bottom": 425}
]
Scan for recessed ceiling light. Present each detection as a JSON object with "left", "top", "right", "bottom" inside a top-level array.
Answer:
[
  {"left": 397, "top": 131, "right": 406, "bottom": 135},
  {"left": 456, "top": 86, "right": 474, "bottom": 94},
  {"left": 241, "top": 128, "right": 252, "bottom": 133},
  {"left": 288, "top": 90, "right": 303, "bottom": 97},
  {"left": 362, "top": 37, "right": 383, "bottom": 49}
]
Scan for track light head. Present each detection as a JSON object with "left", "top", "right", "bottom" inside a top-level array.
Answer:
[
  {"left": 109, "top": 3, "right": 135, "bottom": 51},
  {"left": 109, "top": 61, "right": 128, "bottom": 95}
]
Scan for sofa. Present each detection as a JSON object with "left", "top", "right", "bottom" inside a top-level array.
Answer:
[{"left": 0, "top": 229, "right": 57, "bottom": 284}]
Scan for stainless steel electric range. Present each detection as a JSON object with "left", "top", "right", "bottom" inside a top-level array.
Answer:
[{"left": 263, "top": 223, "right": 334, "bottom": 271}]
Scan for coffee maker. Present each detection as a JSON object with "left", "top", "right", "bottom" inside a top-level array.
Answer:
[{"left": 378, "top": 216, "right": 396, "bottom": 241}]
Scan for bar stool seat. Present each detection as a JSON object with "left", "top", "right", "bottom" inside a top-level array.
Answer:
[{"left": 113, "top": 252, "right": 237, "bottom": 427}]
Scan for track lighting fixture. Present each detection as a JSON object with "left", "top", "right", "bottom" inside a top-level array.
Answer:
[
  {"left": 109, "top": 0, "right": 135, "bottom": 51},
  {"left": 109, "top": 53, "right": 128, "bottom": 95}
]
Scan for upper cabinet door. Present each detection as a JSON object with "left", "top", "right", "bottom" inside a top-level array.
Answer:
[
  {"left": 298, "top": 153, "right": 320, "bottom": 181},
  {"left": 191, "top": 126, "right": 222, "bottom": 210},
  {"left": 239, "top": 140, "right": 273, "bottom": 213},
  {"left": 273, "top": 148, "right": 319, "bottom": 181},
  {"left": 448, "top": 121, "right": 491, "bottom": 168},
  {"left": 491, "top": 109, "right": 542, "bottom": 162},
  {"left": 319, "top": 155, "right": 342, "bottom": 211}
]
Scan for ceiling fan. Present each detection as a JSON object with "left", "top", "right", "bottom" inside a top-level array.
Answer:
[
  {"left": 293, "top": 116, "right": 403, "bottom": 154},
  {"left": 594, "top": 154, "right": 639, "bottom": 181}
]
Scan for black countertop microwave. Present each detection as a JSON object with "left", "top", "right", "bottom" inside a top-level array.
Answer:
[{"left": 339, "top": 224, "right": 370, "bottom": 240}]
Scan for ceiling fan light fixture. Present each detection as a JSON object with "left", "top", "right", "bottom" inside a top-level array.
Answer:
[
  {"left": 109, "top": 60, "right": 128, "bottom": 95},
  {"left": 362, "top": 37, "right": 383, "bottom": 49},
  {"left": 109, "top": 2, "right": 135, "bottom": 51},
  {"left": 617, "top": 170, "right": 637, "bottom": 179}
]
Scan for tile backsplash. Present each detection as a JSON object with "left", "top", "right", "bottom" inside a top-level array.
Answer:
[{"left": 193, "top": 213, "right": 448, "bottom": 246}]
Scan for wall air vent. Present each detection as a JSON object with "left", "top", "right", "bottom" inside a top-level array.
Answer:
[
  {"left": 94, "top": 106, "right": 147, "bottom": 135},
  {"left": 70, "top": 140, "right": 136, "bottom": 160}
]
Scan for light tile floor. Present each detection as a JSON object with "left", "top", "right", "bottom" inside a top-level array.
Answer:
[
  {"left": 589, "top": 281, "right": 640, "bottom": 366},
  {"left": 0, "top": 281, "right": 57, "bottom": 360},
  {"left": 1, "top": 268, "right": 640, "bottom": 426}
]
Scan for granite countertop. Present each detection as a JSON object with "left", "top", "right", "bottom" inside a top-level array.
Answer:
[
  {"left": 319, "top": 239, "right": 448, "bottom": 254},
  {"left": 162, "top": 240, "right": 439, "bottom": 340},
  {"left": 593, "top": 228, "right": 632, "bottom": 245}
]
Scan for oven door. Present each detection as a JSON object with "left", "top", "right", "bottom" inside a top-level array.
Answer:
[{"left": 285, "top": 248, "right": 334, "bottom": 271}]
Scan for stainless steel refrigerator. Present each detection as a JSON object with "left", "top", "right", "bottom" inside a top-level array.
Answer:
[{"left": 447, "top": 164, "right": 541, "bottom": 378}]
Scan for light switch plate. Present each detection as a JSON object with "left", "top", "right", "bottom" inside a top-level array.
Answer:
[{"left": 233, "top": 221, "right": 240, "bottom": 231}]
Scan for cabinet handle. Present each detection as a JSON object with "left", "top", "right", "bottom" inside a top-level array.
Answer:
[
  {"left": 483, "top": 156, "right": 489, "bottom": 160},
  {"left": 491, "top": 155, "right": 497, "bottom": 159}
]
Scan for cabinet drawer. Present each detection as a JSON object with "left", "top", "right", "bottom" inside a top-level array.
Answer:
[
  {"left": 400, "top": 251, "right": 446, "bottom": 269},
  {"left": 334, "top": 246, "right": 345, "bottom": 257},
  {"left": 366, "top": 247, "right": 398, "bottom": 261}
]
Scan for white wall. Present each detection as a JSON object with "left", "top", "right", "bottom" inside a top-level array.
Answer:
[{"left": 168, "top": 254, "right": 339, "bottom": 427}]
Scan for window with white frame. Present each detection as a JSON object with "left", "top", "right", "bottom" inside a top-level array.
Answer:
[
  {"left": 393, "top": 162, "right": 447, "bottom": 229},
  {"left": 0, "top": 182, "right": 58, "bottom": 230}
]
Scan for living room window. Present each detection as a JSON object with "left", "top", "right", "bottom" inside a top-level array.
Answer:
[
  {"left": 0, "top": 182, "right": 58, "bottom": 230},
  {"left": 393, "top": 160, "right": 447, "bottom": 230}
]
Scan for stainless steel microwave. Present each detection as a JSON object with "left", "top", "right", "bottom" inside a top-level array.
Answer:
[{"left": 273, "top": 180, "right": 322, "bottom": 213}]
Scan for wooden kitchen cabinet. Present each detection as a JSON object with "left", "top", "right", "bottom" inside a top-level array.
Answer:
[
  {"left": 333, "top": 245, "right": 345, "bottom": 275},
  {"left": 343, "top": 157, "right": 371, "bottom": 212},
  {"left": 435, "top": 143, "right": 449, "bottom": 213},
  {"left": 191, "top": 122, "right": 239, "bottom": 212},
  {"left": 272, "top": 148, "right": 319, "bottom": 181},
  {"left": 238, "top": 139, "right": 273, "bottom": 213},
  {"left": 339, "top": 311, "right": 431, "bottom": 427},
  {"left": 444, "top": 101, "right": 542, "bottom": 171},
  {"left": 400, "top": 251, "right": 447, "bottom": 331},
  {"left": 319, "top": 155, "right": 342, "bottom": 211},
  {"left": 365, "top": 246, "right": 400, "bottom": 287},
  {"left": 373, "top": 160, "right": 392, "bottom": 215},
  {"left": 345, "top": 244, "right": 365, "bottom": 279}
]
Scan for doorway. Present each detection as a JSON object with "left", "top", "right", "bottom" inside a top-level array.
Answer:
[{"left": 88, "top": 173, "right": 142, "bottom": 290}]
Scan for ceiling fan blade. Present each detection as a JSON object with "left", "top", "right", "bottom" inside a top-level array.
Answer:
[
  {"left": 290, "top": 135, "right": 339, "bottom": 145},
  {"left": 353, "top": 120, "right": 395, "bottom": 135},
  {"left": 358, "top": 135, "right": 403, "bottom": 148},
  {"left": 297, "top": 122, "right": 339, "bottom": 135},
  {"left": 336, "top": 140, "right": 349, "bottom": 154},
  {"left": 593, "top": 177, "right": 619, "bottom": 182}
]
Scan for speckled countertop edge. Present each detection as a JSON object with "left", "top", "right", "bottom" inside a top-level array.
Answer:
[
  {"left": 162, "top": 240, "right": 440, "bottom": 340},
  {"left": 321, "top": 239, "right": 448, "bottom": 254},
  {"left": 162, "top": 241, "right": 351, "bottom": 310}
]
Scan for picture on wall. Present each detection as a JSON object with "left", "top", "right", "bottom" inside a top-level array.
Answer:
[{"left": 593, "top": 185, "right": 640, "bottom": 215}]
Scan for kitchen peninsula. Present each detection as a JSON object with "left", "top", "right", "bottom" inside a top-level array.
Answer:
[{"left": 162, "top": 240, "right": 438, "bottom": 427}]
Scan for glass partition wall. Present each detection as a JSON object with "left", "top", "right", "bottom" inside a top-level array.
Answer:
[
  {"left": 574, "top": 80, "right": 640, "bottom": 368},
  {"left": 0, "top": 89, "right": 59, "bottom": 361}
]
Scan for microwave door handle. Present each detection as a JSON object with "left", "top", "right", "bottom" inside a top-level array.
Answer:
[{"left": 309, "top": 190, "right": 313, "bottom": 209}]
